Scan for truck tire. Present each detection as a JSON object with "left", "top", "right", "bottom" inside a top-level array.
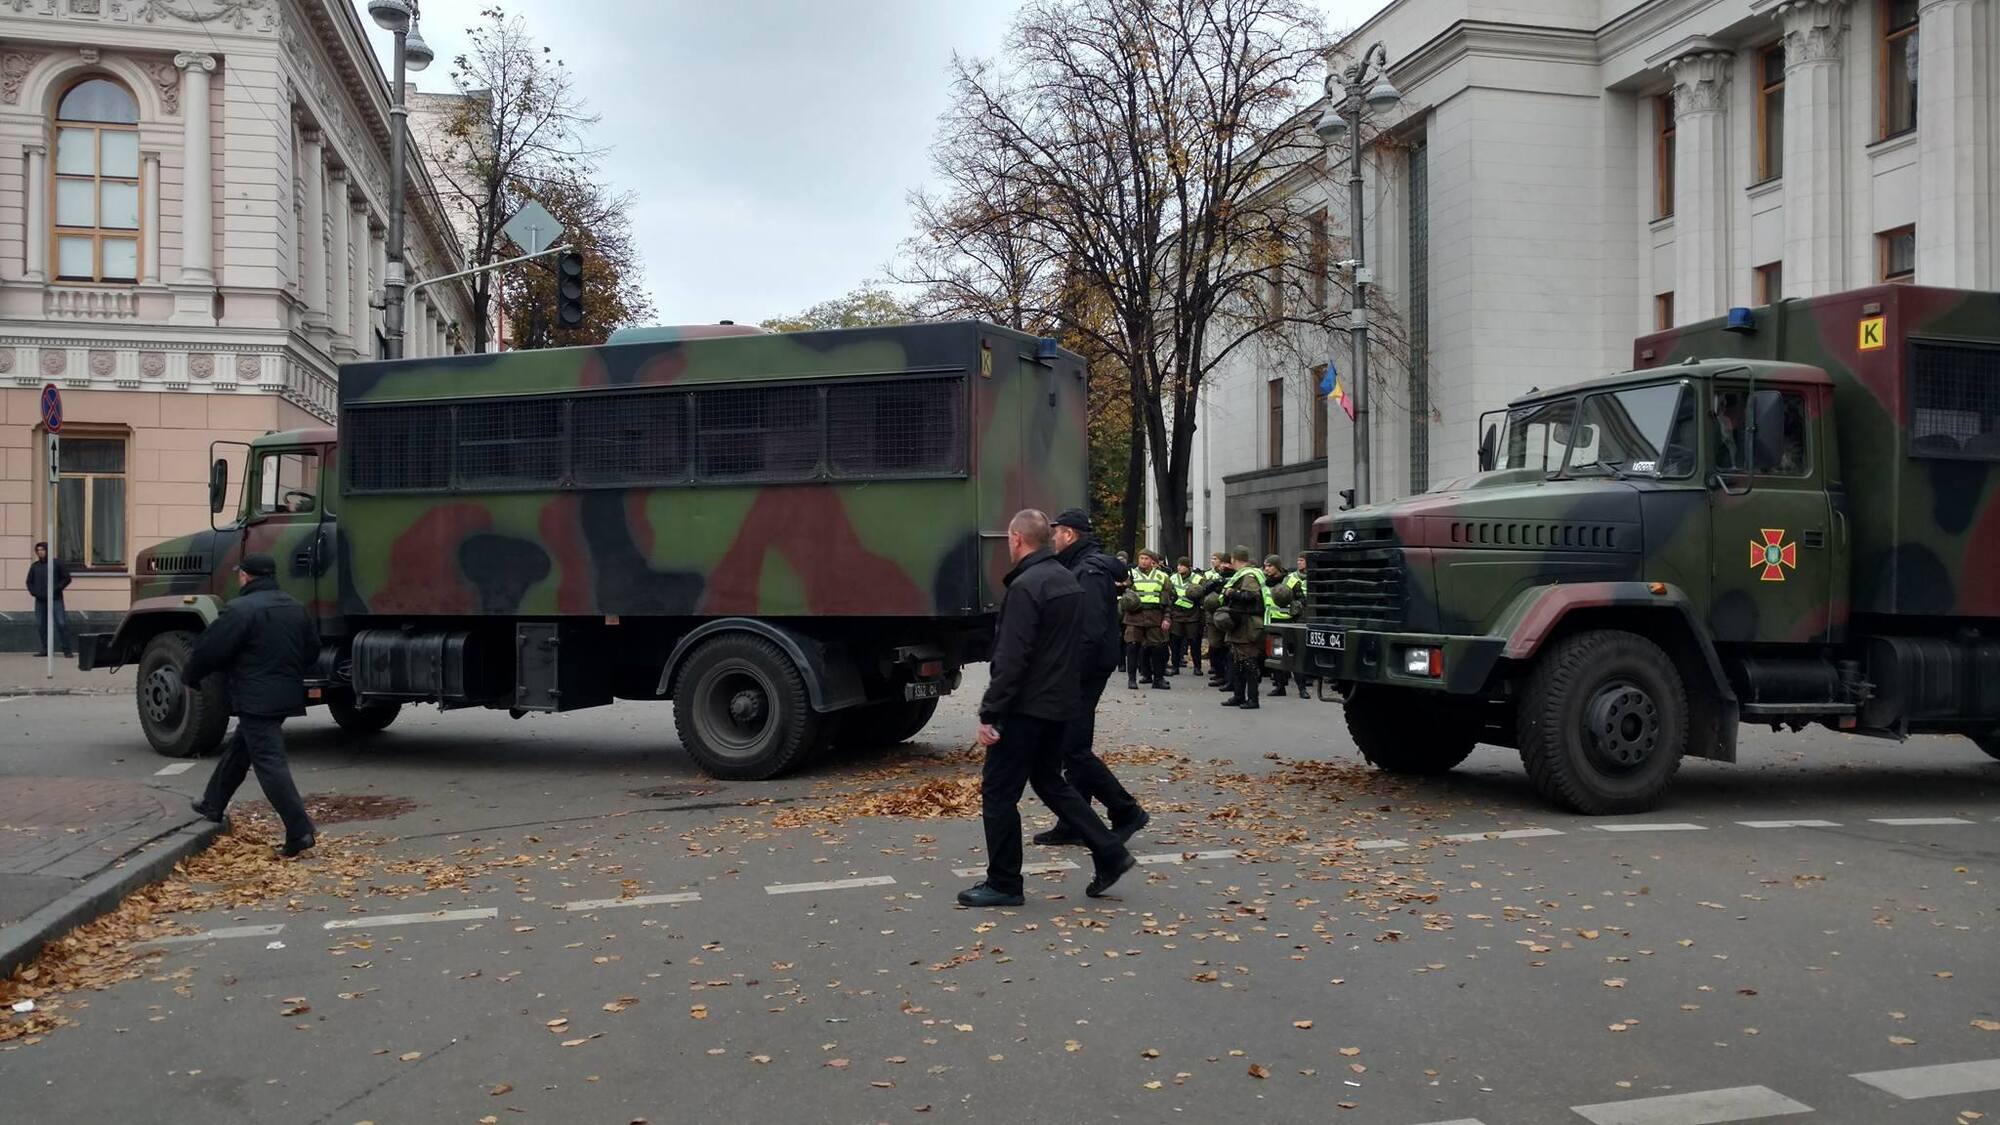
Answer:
[
  {"left": 672, "top": 633, "right": 824, "bottom": 780},
  {"left": 836, "top": 697, "right": 939, "bottom": 750},
  {"left": 1518, "top": 629, "right": 1687, "bottom": 815},
  {"left": 1344, "top": 685, "right": 1478, "bottom": 775},
  {"left": 137, "top": 630, "right": 229, "bottom": 759},
  {"left": 328, "top": 695, "right": 401, "bottom": 735}
]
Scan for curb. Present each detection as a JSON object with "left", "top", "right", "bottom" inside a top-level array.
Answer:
[
  {"left": 0, "top": 688, "right": 124, "bottom": 697},
  {"left": 0, "top": 819, "right": 223, "bottom": 979}
]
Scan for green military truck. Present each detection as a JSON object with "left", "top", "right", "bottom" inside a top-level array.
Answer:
[
  {"left": 77, "top": 322, "right": 1087, "bottom": 779},
  {"left": 1272, "top": 285, "right": 2000, "bottom": 813}
]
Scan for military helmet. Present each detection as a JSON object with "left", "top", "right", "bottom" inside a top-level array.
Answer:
[
  {"left": 1210, "top": 609, "right": 1235, "bottom": 633},
  {"left": 1118, "top": 590, "right": 1142, "bottom": 615},
  {"left": 1269, "top": 582, "right": 1296, "bottom": 607},
  {"left": 1202, "top": 592, "right": 1223, "bottom": 611}
]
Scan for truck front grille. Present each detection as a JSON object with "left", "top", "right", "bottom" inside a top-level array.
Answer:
[
  {"left": 1307, "top": 547, "right": 1405, "bottom": 630},
  {"left": 149, "top": 553, "right": 208, "bottom": 574}
]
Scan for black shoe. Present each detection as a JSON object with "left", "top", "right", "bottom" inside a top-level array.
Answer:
[
  {"left": 190, "top": 801, "right": 226, "bottom": 824},
  {"left": 1087, "top": 852, "right": 1137, "bottom": 898},
  {"left": 1220, "top": 697, "right": 1242, "bottom": 707},
  {"left": 1241, "top": 698, "right": 1261, "bottom": 710},
  {"left": 61, "top": 651, "right": 73, "bottom": 658},
  {"left": 957, "top": 882, "right": 1025, "bottom": 908},
  {"left": 1127, "top": 678, "right": 1138, "bottom": 690},
  {"left": 32, "top": 651, "right": 47, "bottom": 658},
  {"left": 1111, "top": 808, "right": 1150, "bottom": 843},
  {"left": 1272, "top": 685, "right": 1287, "bottom": 697},
  {"left": 1033, "top": 824, "right": 1087, "bottom": 847},
  {"left": 1151, "top": 678, "right": 1171, "bottom": 691},
  {"left": 278, "top": 835, "right": 316, "bottom": 858}
]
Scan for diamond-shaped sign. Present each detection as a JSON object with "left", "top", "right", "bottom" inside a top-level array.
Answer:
[{"left": 502, "top": 200, "right": 561, "bottom": 256}]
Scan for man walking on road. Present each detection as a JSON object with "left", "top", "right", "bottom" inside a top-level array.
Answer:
[
  {"left": 1035, "top": 508, "right": 1149, "bottom": 849},
  {"left": 26, "top": 542, "right": 73, "bottom": 658},
  {"left": 960, "top": 510, "right": 1136, "bottom": 908},
  {"left": 187, "top": 554, "right": 321, "bottom": 857}
]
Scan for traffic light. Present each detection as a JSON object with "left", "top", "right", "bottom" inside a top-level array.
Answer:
[{"left": 555, "top": 250, "right": 585, "bottom": 329}]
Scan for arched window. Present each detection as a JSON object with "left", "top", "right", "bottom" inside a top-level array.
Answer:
[{"left": 52, "top": 77, "right": 141, "bottom": 283}]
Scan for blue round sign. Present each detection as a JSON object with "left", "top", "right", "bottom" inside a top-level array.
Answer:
[{"left": 40, "top": 382, "right": 62, "bottom": 433}]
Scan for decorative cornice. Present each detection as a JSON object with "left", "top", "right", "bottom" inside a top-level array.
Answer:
[
  {"left": 1393, "top": 19, "right": 1601, "bottom": 93},
  {"left": 138, "top": 0, "right": 275, "bottom": 31}
]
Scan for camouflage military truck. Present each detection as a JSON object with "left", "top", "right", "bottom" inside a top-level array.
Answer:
[
  {"left": 1271, "top": 285, "right": 2000, "bottom": 813},
  {"left": 77, "top": 322, "right": 1087, "bottom": 780}
]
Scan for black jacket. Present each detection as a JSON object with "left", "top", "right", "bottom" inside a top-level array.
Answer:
[
  {"left": 979, "top": 548, "right": 1083, "bottom": 725},
  {"left": 184, "top": 577, "right": 321, "bottom": 717},
  {"left": 25, "top": 557, "right": 72, "bottom": 601},
  {"left": 1056, "top": 535, "right": 1122, "bottom": 677}
]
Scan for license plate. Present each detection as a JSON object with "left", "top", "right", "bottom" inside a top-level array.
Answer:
[
  {"left": 1306, "top": 629, "right": 1346, "bottom": 652},
  {"left": 904, "top": 682, "right": 943, "bottom": 701}
]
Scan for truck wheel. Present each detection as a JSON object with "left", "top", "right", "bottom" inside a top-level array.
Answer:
[
  {"left": 836, "top": 698, "right": 940, "bottom": 750},
  {"left": 328, "top": 695, "right": 401, "bottom": 735},
  {"left": 137, "top": 630, "right": 229, "bottom": 759},
  {"left": 672, "top": 634, "right": 824, "bottom": 780},
  {"left": 1344, "top": 685, "right": 1478, "bottom": 775},
  {"left": 1518, "top": 630, "right": 1687, "bottom": 815}
]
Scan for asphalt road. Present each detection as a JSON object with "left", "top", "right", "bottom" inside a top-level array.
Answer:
[{"left": 2, "top": 670, "right": 1997, "bottom": 1124}]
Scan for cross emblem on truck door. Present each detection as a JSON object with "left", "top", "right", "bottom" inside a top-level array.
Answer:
[{"left": 1750, "top": 528, "right": 1797, "bottom": 582}]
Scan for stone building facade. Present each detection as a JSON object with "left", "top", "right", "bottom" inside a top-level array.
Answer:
[
  {"left": 1162, "top": 0, "right": 1997, "bottom": 562},
  {"left": 0, "top": 0, "right": 472, "bottom": 644}
]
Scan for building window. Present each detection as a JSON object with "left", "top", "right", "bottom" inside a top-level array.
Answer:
[
  {"left": 55, "top": 435, "right": 126, "bottom": 570},
  {"left": 1308, "top": 208, "right": 1329, "bottom": 310},
  {"left": 1654, "top": 95, "right": 1676, "bottom": 220},
  {"left": 1259, "top": 511, "right": 1279, "bottom": 559},
  {"left": 1267, "top": 377, "right": 1284, "bottom": 466},
  {"left": 1302, "top": 505, "right": 1324, "bottom": 548},
  {"left": 1756, "top": 45, "right": 1785, "bottom": 182},
  {"left": 1880, "top": 0, "right": 1918, "bottom": 138},
  {"left": 1307, "top": 365, "right": 1328, "bottom": 461},
  {"left": 50, "top": 77, "right": 141, "bottom": 284},
  {"left": 1878, "top": 225, "right": 1916, "bottom": 282},
  {"left": 1754, "top": 262, "right": 1783, "bottom": 304},
  {"left": 1655, "top": 292, "right": 1675, "bottom": 330}
]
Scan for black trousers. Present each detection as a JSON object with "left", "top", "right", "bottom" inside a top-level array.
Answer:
[
  {"left": 200, "top": 714, "right": 314, "bottom": 845},
  {"left": 982, "top": 713, "right": 1124, "bottom": 895},
  {"left": 1059, "top": 668, "right": 1142, "bottom": 825}
]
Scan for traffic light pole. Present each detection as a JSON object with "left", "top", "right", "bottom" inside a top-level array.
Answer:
[{"left": 404, "top": 242, "right": 574, "bottom": 301}]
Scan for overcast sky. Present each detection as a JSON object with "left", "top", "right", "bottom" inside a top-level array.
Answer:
[{"left": 365, "top": 0, "right": 1384, "bottom": 327}]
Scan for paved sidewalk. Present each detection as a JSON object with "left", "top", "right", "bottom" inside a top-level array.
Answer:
[
  {"left": 0, "top": 777, "right": 205, "bottom": 930},
  {"left": 0, "top": 653, "right": 130, "bottom": 696}
]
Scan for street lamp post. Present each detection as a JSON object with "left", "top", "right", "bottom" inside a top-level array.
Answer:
[
  {"left": 368, "top": 0, "right": 432, "bottom": 360},
  {"left": 1314, "top": 43, "right": 1400, "bottom": 510}
]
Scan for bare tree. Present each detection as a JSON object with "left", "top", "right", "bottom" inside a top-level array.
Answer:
[
  {"left": 920, "top": 0, "right": 1348, "bottom": 561},
  {"left": 427, "top": 5, "right": 602, "bottom": 351}
]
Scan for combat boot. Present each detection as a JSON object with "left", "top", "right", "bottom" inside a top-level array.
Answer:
[
  {"left": 1150, "top": 647, "right": 1171, "bottom": 690},
  {"left": 1241, "top": 669, "right": 1261, "bottom": 710},
  {"left": 1126, "top": 645, "right": 1139, "bottom": 690},
  {"left": 1220, "top": 664, "right": 1245, "bottom": 707},
  {"left": 1271, "top": 675, "right": 1288, "bottom": 698}
]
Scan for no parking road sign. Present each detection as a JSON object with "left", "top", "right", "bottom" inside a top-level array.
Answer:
[{"left": 40, "top": 382, "right": 62, "bottom": 433}]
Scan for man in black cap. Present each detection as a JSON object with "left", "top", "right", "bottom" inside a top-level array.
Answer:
[
  {"left": 187, "top": 554, "right": 321, "bottom": 856},
  {"left": 1035, "top": 508, "right": 1148, "bottom": 848},
  {"left": 25, "top": 541, "right": 73, "bottom": 658}
]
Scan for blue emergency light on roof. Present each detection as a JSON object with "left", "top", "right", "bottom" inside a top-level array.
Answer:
[
  {"left": 1037, "top": 337, "right": 1060, "bottom": 361},
  {"left": 1724, "top": 307, "right": 1756, "bottom": 333}
]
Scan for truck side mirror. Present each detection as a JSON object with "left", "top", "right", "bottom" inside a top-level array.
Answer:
[
  {"left": 1478, "top": 423, "right": 1497, "bottom": 472},
  {"left": 208, "top": 459, "right": 228, "bottom": 515}
]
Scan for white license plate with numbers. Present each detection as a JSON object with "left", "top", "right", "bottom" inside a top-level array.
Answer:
[{"left": 1306, "top": 629, "right": 1345, "bottom": 652}]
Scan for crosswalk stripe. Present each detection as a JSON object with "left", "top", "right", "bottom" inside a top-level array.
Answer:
[
  {"left": 1412, "top": 1119, "right": 1491, "bottom": 1125},
  {"left": 1594, "top": 822, "right": 1706, "bottom": 833},
  {"left": 1851, "top": 1058, "right": 2000, "bottom": 1099},
  {"left": 1738, "top": 819, "right": 1841, "bottom": 828},
  {"left": 1135, "top": 848, "right": 1239, "bottom": 865},
  {"left": 145, "top": 923, "right": 286, "bottom": 945},
  {"left": 154, "top": 762, "right": 196, "bottom": 776},
  {"left": 1570, "top": 1084, "right": 1811, "bottom": 1124},
  {"left": 1867, "top": 817, "right": 1973, "bottom": 826},
  {"left": 1355, "top": 838, "right": 1409, "bottom": 851},
  {"left": 953, "top": 861, "right": 1078, "bottom": 878},
  {"left": 1441, "top": 827, "right": 1565, "bottom": 843},
  {"left": 561, "top": 892, "right": 701, "bottom": 912},
  {"left": 765, "top": 875, "right": 896, "bottom": 895},
  {"left": 322, "top": 907, "right": 497, "bottom": 930}
]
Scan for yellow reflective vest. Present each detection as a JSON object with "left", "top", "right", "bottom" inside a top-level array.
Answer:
[
  {"left": 1169, "top": 572, "right": 1197, "bottom": 609},
  {"left": 1130, "top": 568, "right": 1167, "bottom": 608}
]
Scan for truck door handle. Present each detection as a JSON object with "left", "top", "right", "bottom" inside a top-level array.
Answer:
[{"left": 1801, "top": 529, "right": 1825, "bottom": 548}]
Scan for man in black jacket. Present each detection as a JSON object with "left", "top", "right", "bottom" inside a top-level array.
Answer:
[
  {"left": 1031, "top": 508, "right": 1148, "bottom": 848},
  {"left": 959, "top": 510, "right": 1136, "bottom": 908},
  {"left": 25, "top": 542, "right": 73, "bottom": 658},
  {"left": 188, "top": 555, "right": 321, "bottom": 856}
]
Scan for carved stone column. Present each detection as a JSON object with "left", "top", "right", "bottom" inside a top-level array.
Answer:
[
  {"left": 350, "top": 197, "right": 370, "bottom": 355},
  {"left": 1777, "top": 0, "right": 1849, "bottom": 295},
  {"left": 328, "top": 167, "right": 352, "bottom": 359},
  {"left": 22, "top": 143, "right": 46, "bottom": 282},
  {"left": 1669, "top": 49, "right": 1733, "bottom": 322},
  {"left": 299, "top": 128, "right": 329, "bottom": 346},
  {"left": 173, "top": 52, "right": 216, "bottom": 285},
  {"left": 141, "top": 151, "right": 161, "bottom": 285},
  {"left": 1916, "top": 0, "right": 1993, "bottom": 286}
]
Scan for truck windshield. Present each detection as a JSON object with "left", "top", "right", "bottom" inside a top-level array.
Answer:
[
  {"left": 1497, "top": 398, "right": 1579, "bottom": 471},
  {"left": 1567, "top": 382, "right": 1696, "bottom": 479}
]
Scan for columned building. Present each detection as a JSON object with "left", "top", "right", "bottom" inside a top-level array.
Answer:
[
  {"left": 0, "top": 0, "right": 472, "bottom": 644},
  {"left": 1163, "top": 0, "right": 1997, "bottom": 562}
]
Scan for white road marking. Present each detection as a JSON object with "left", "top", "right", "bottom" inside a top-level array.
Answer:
[
  {"left": 561, "top": 892, "right": 701, "bottom": 912},
  {"left": 1868, "top": 817, "right": 1973, "bottom": 826},
  {"left": 952, "top": 861, "right": 1078, "bottom": 878},
  {"left": 1851, "top": 1058, "right": 2000, "bottom": 1099},
  {"left": 1594, "top": 822, "right": 1707, "bottom": 833},
  {"left": 1441, "top": 827, "right": 1565, "bottom": 843},
  {"left": 1413, "top": 1120, "right": 1492, "bottom": 1125},
  {"left": 145, "top": 923, "right": 286, "bottom": 945},
  {"left": 153, "top": 762, "right": 196, "bottom": 776},
  {"left": 1135, "top": 849, "right": 1239, "bottom": 865},
  {"left": 1738, "top": 819, "right": 1841, "bottom": 828},
  {"left": 322, "top": 907, "right": 497, "bottom": 930},
  {"left": 1355, "top": 839, "right": 1409, "bottom": 851},
  {"left": 1570, "top": 1084, "right": 1812, "bottom": 1124},
  {"left": 765, "top": 875, "right": 896, "bottom": 896}
]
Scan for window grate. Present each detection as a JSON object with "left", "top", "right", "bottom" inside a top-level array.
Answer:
[
  {"left": 695, "top": 385, "right": 823, "bottom": 481},
  {"left": 345, "top": 404, "right": 450, "bottom": 492},
  {"left": 827, "top": 377, "right": 965, "bottom": 476},
  {"left": 456, "top": 399, "right": 563, "bottom": 486},
  {"left": 573, "top": 391, "right": 689, "bottom": 484},
  {"left": 1910, "top": 339, "right": 2000, "bottom": 459}
]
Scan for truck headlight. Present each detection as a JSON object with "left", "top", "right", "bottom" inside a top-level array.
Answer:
[{"left": 1402, "top": 647, "right": 1443, "bottom": 678}]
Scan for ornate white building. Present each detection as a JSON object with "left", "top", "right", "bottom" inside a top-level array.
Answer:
[{"left": 0, "top": 0, "right": 472, "bottom": 639}]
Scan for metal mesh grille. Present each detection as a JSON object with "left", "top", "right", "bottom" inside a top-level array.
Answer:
[
  {"left": 1910, "top": 339, "right": 2000, "bottom": 459},
  {"left": 344, "top": 404, "right": 451, "bottom": 491},
  {"left": 1406, "top": 140, "right": 1431, "bottom": 494},
  {"left": 695, "top": 385, "right": 823, "bottom": 481},
  {"left": 1307, "top": 546, "right": 1406, "bottom": 630},
  {"left": 573, "top": 392, "right": 690, "bottom": 484},
  {"left": 827, "top": 378, "right": 965, "bottom": 476},
  {"left": 456, "top": 399, "right": 564, "bottom": 486}
]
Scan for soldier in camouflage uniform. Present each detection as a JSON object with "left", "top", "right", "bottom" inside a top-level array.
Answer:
[
  {"left": 1166, "top": 556, "right": 1202, "bottom": 676},
  {"left": 1264, "top": 555, "right": 1310, "bottom": 699},
  {"left": 1201, "top": 554, "right": 1235, "bottom": 689},
  {"left": 1218, "top": 545, "right": 1267, "bottom": 709},
  {"left": 1121, "top": 549, "right": 1171, "bottom": 689}
]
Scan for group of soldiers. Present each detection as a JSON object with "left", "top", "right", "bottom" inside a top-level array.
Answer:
[{"left": 1111, "top": 546, "right": 1314, "bottom": 710}]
